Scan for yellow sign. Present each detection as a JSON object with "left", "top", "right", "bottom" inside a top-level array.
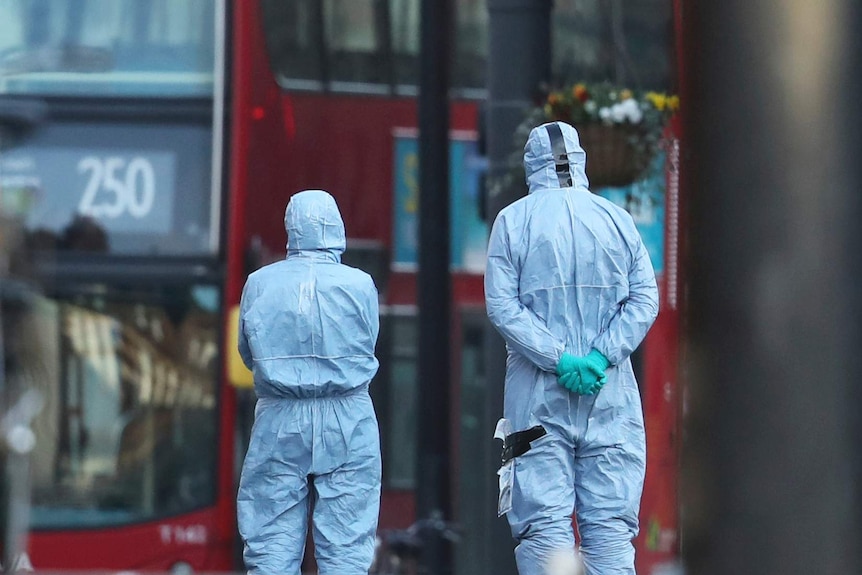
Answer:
[{"left": 227, "top": 305, "right": 253, "bottom": 388}]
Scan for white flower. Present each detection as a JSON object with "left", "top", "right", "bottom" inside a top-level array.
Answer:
[
  {"left": 621, "top": 98, "right": 639, "bottom": 113},
  {"left": 585, "top": 101, "right": 597, "bottom": 114},
  {"left": 621, "top": 99, "right": 643, "bottom": 123},
  {"left": 601, "top": 98, "right": 644, "bottom": 124}
]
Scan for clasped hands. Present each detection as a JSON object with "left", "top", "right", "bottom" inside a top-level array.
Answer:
[{"left": 555, "top": 349, "right": 610, "bottom": 395}]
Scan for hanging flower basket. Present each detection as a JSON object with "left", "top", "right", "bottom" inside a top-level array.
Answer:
[
  {"left": 507, "top": 82, "right": 679, "bottom": 189},
  {"left": 576, "top": 123, "right": 647, "bottom": 188}
]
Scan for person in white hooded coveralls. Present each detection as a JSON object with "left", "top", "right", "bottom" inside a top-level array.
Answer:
[
  {"left": 236, "top": 190, "right": 381, "bottom": 575},
  {"left": 485, "top": 121, "right": 659, "bottom": 575}
]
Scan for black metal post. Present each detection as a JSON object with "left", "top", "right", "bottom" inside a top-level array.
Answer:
[
  {"left": 483, "top": 2, "right": 551, "bottom": 575},
  {"left": 417, "top": 0, "right": 452, "bottom": 573},
  {"left": 682, "top": 2, "right": 862, "bottom": 574}
]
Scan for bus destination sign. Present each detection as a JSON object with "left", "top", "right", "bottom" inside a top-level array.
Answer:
[{"left": 0, "top": 148, "right": 176, "bottom": 234}]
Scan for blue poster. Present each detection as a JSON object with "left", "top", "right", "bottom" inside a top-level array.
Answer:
[
  {"left": 595, "top": 152, "right": 666, "bottom": 274},
  {"left": 392, "top": 133, "right": 487, "bottom": 273}
]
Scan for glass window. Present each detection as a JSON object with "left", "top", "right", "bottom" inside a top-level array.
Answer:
[
  {"left": 325, "top": 0, "right": 388, "bottom": 85},
  {"left": 6, "top": 281, "right": 220, "bottom": 528},
  {"left": 377, "top": 311, "right": 418, "bottom": 489},
  {"left": 260, "top": 0, "right": 324, "bottom": 85},
  {"left": 553, "top": 0, "right": 673, "bottom": 90},
  {"left": 0, "top": 121, "right": 215, "bottom": 256},
  {"left": 455, "top": 316, "right": 487, "bottom": 575},
  {"left": 262, "top": 0, "right": 388, "bottom": 88},
  {"left": 391, "top": 0, "right": 487, "bottom": 90},
  {"left": 262, "top": 0, "right": 486, "bottom": 92},
  {"left": 0, "top": 0, "right": 215, "bottom": 97},
  {"left": 390, "top": 0, "right": 419, "bottom": 86},
  {"left": 453, "top": 0, "right": 487, "bottom": 90}
]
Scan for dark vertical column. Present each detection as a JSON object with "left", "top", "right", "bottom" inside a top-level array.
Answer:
[
  {"left": 417, "top": 0, "right": 452, "bottom": 573},
  {"left": 483, "top": 2, "right": 551, "bottom": 575},
  {"left": 682, "top": 2, "right": 862, "bottom": 574},
  {"left": 486, "top": 0, "right": 552, "bottom": 216}
]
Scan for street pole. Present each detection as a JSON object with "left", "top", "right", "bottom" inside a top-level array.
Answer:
[
  {"left": 483, "top": 2, "right": 551, "bottom": 575},
  {"left": 682, "top": 2, "right": 862, "bottom": 574},
  {"left": 417, "top": 0, "right": 453, "bottom": 573}
]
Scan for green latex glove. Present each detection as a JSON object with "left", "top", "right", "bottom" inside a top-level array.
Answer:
[
  {"left": 556, "top": 353, "right": 582, "bottom": 392},
  {"left": 586, "top": 348, "right": 610, "bottom": 372},
  {"left": 558, "top": 369, "right": 581, "bottom": 392},
  {"left": 581, "top": 349, "right": 610, "bottom": 394},
  {"left": 575, "top": 363, "right": 606, "bottom": 394},
  {"left": 556, "top": 353, "right": 579, "bottom": 376},
  {"left": 556, "top": 350, "right": 610, "bottom": 395}
]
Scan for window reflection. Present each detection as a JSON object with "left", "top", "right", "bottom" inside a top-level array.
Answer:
[
  {"left": 553, "top": 0, "right": 673, "bottom": 90},
  {"left": 455, "top": 315, "right": 486, "bottom": 575},
  {"left": 261, "top": 0, "right": 488, "bottom": 91},
  {"left": 261, "top": 0, "right": 674, "bottom": 93},
  {"left": 389, "top": 0, "right": 419, "bottom": 86},
  {"left": 388, "top": 0, "right": 488, "bottom": 89},
  {"left": 378, "top": 311, "right": 418, "bottom": 489},
  {"left": 0, "top": 0, "right": 215, "bottom": 97},
  {"left": 325, "top": 0, "right": 387, "bottom": 84},
  {"left": 15, "top": 283, "right": 219, "bottom": 528},
  {"left": 453, "top": 0, "right": 487, "bottom": 90},
  {"left": 260, "top": 0, "right": 324, "bottom": 85}
]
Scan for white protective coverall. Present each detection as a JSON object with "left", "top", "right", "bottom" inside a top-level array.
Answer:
[
  {"left": 236, "top": 190, "right": 381, "bottom": 575},
  {"left": 485, "top": 121, "right": 659, "bottom": 575}
]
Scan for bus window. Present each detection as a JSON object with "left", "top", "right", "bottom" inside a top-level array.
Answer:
[
  {"left": 324, "top": 0, "right": 389, "bottom": 86},
  {"left": 379, "top": 311, "right": 418, "bottom": 489},
  {"left": 552, "top": 0, "right": 673, "bottom": 90},
  {"left": 18, "top": 282, "right": 220, "bottom": 528},
  {"left": 453, "top": 0, "right": 487, "bottom": 91},
  {"left": 262, "top": 0, "right": 486, "bottom": 93},
  {"left": 389, "top": 0, "right": 419, "bottom": 87},
  {"left": 0, "top": 0, "right": 215, "bottom": 97},
  {"left": 260, "top": 0, "right": 325, "bottom": 87},
  {"left": 0, "top": 121, "right": 215, "bottom": 256},
  {"left": 390, "top": 0, "right": 487, "bottom": 91},
  {"left": 455, "top": 312, "right": 487, "bottom": 575},
  {"left": 262, "top": 0, "right": 388, "bottom": 90}
]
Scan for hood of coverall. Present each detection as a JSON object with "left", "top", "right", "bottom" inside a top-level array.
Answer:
[
  {"left": 284, "top": 189, "right": 346, "bottom": 256},
  {"left": 523, "top": 121, "right": 590, "bottom": 193}
]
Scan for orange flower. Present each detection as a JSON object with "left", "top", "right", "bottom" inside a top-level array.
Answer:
[
  {"left": 573, "top": 84, "right": 589, "bottom": 103},
  {"left": 548, "top": 93, "right": 560, "bottom": 106}
]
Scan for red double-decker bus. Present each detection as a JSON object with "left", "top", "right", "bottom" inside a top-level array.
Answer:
[
  {"left": 0, "top": 1, "right": 682, "bottom": 573},
  {"left": 1, "top": 0, "right": 249, "bottom": 570}
]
